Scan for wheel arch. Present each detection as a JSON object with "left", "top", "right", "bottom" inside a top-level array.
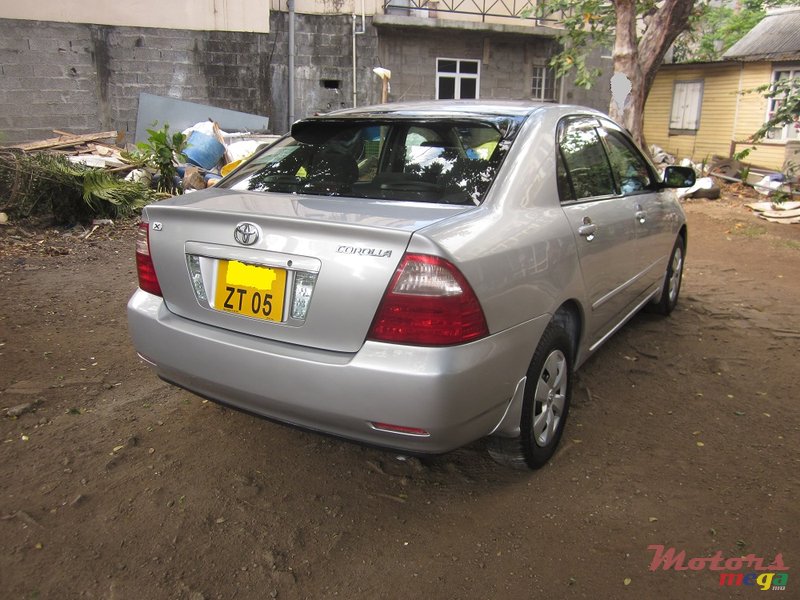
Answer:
[
  {"left": 487, "top": 310, "right": 577, "bottom": 469},
  {"left": 649, "top": 228, "right": 687, "bottom": 316},
  {"left": 552, "top": 300, "right": 583, "bottom": 366}
]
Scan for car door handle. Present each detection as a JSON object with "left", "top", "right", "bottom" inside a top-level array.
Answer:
[
  {"left": 578, "top": 223, "right": 597, "bottom": 239},
  {"left": 634, "top": 205, "right": 646, "bottom": 224}
]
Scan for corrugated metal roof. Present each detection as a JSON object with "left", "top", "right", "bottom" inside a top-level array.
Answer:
[{"left": 723, "top": 8, "right": 800, "bottom": 62}]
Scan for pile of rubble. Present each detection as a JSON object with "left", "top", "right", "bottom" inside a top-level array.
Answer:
[
  {"left": 161, "top": 120, "right": 278, "bottom": 192},
  {"left": 650, "top": 145, "right": 800, "bottom": 223},
  {"left": 10, "top": 129, "right": 123, "bottom": 155},
  {"left": 0, "top": 122, "right": 279, "bottom": 225},
  {"left": 5, "top": 122, "right": 278, "bottom": 192}
]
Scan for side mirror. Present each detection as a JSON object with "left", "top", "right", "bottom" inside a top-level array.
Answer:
[{"left": 662, "top": 166, "right": 696, "bottom": 189}]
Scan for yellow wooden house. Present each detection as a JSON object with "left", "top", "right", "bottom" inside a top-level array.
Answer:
[{"left": 643, "top": 7, "right": 800, "bottom": 172}]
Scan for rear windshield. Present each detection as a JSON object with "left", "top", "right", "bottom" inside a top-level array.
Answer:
[{"left": 220, "top": 119, "right": 515, "bottom": 205}]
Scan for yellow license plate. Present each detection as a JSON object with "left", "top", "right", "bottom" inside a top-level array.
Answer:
[{"left": 214, "top": 260, "right": 287, "bottom": 322}]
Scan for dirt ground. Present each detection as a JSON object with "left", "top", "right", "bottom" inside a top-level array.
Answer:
[{"left": 1, "top": 189, "right": 798, "bottom": 600}]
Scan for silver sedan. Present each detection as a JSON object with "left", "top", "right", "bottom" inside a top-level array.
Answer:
[{"left": 127, "top": 101, "right": 694, "bottom": 469}]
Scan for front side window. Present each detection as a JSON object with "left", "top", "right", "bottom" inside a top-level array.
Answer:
[
  {"left": 222, "top": 119, "right": 517, "bottom": 205},
  {"left": 558, "top": 119, "right": 615, "bottom": 201},
  {"left": 669, "top": 80, "right": 703, "bottom": 134},
  {"left": 600, "top": 128, "right": 654, "bottom": 194},
  {"left": 765, "top": 68, "right": 800, "bottom": 141},
  {"left": 436, "top": 58, "right": 480, "bottom": 100}
]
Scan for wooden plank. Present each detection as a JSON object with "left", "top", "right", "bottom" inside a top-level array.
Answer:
[
  {"left": 760, "top": 207, "right": 800, "bottom": 218},
  {"left": 759, "top": 215, "right": 800, "bottom": 224},
  {"left": 8, "top": 131, "right": 119, "bottom": 152}
]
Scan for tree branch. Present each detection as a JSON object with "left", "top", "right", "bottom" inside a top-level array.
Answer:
[{"left": 639, "top": 0, "right": 695, "bottom": 94}]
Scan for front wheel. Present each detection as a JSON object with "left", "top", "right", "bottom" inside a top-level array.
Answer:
[
  {"left": 652, "top": 236, "right": 685, "bottom": 316},
  {"left": 487, "top": 322, "right": 573, "bottom": 470}
]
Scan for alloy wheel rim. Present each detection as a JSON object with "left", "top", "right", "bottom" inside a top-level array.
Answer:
[
  {"left": 533, "top": 350, "right": 567, "bottom": 447},
  {"left": 669, "top": 247, "right": 683, "bottom": 304}
]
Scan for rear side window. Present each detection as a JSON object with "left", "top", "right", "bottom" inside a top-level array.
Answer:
[
  {"left": 558, "top": 119, "right": 615, "bottom": 201},
  {"left": 222, "top": 119, "right": 514, "bottom": 205}
]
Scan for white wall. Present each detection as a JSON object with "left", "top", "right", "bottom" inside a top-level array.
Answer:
[
  {"left": 0, "top": 0, "right": 270, "bottom": 33},
  {"left": 270, "top": 0, "right": 381, "bottom": 16}
]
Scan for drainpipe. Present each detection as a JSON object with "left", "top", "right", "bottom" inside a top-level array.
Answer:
[
  {"left": 288, "top": 0, "right": 296, "bottom": 130},
  {"left": 352, "top": 0, "right": 366, "bottom": 108},
  {"left": 352, "top": 15, "right": 357, "bottom": 108}
]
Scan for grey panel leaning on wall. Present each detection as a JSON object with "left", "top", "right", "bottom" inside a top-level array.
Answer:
[{"left": 135, "top": 93, "right": 270, "bottom": 143}]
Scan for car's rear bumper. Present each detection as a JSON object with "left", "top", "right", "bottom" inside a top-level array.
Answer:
[{"left": 127, "top": 290, "right": 548, "bottom": 453}]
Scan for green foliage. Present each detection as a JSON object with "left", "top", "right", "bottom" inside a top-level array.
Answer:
[
  {"left": 535, "top": 1, "right": 616, "bottom": 89},
  {"left": 771, "top": 188, "right": 791, "bottom": 205},
  {"left": 81, "top": 169, "right": 152, "bottom": 214},
  {"left": 673, "top": 1, "right": 794, "bottom": 62},
  {"left": 0, "top": 150, "right": 156, "bottom": 224},
  {"left": 124, "top": 123, "right": 187, "bottom": 194},
  {"left": 537, "top": 1, "right": 791, "bottom": 89}
]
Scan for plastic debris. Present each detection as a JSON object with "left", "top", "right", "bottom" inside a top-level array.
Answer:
[
  {"left": 676, "top": 177, "right": 721, "bottom": 200},
  {"left": 754, "top": 173, "right": 790, "bottom": 196},
  {"left": 650, "top": 145, "right": 675, "bottom": 166}
]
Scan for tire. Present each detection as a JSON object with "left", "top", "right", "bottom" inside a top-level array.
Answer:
[
  {"left": 652, "top": 236, "right": 685, "bottom": 316},
  {"left": 487, "top": 322, "right": 573, "bottom": 470}
]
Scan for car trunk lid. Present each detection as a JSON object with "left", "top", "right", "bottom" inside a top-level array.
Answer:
[{"left": 143, "top": 189, "right": 472, "bottom": 353}]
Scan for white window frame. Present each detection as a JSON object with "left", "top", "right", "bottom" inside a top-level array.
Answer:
[
  {"left": 764, "top": 67, "right": 800, "bottom": 142},
  {"left": 531, "top": 64, "right": 559, "bottom": 102},
  {"left": 436, "top": 58, "right": 480, "bottom": 100},
  {"left": 669, "top": 80, "right": 704, "bottom": 134}
]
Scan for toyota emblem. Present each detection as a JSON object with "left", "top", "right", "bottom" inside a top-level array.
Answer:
[{"left": 234, "top": 222, "right": 260, "bottom": 246}]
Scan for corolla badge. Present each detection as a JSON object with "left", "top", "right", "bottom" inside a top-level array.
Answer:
[
  {"left": 234, "top": 222, "right": 261, "bottom": 246},
  {"left": 336, "top": 245, "right": 393, "bottom": 258}
]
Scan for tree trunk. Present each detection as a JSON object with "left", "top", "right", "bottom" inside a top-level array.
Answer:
[
  {"left": 609, "top": 0, "right": 644, "bottom": 145},
  {"left": 609, "top": 0, "right": 696, "bottom": 150}
]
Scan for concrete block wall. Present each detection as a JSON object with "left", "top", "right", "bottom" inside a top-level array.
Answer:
[
  {"left": 376, "top": 27, "right": 612, "bottom": 112},
  {"left": 275, "top": 13, "right": 380, "bottom": 126},
  {"left": 0, "top": 14, "right": 608, "bottom": 146},
  {"left": 0, "top": 14, "right": 380, "bottom": 144},
  {"left": 377, "top": 28, "right": 560, "bottom": 103},
  {"left": 0, "top": 18, "right": 273, "bottom": 143},
  {"left": 0, "top": 22, "right": 101, "bottom": 142}
]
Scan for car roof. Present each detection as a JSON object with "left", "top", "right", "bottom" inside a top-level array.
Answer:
[{"left": 306, "top": 100, "right": 554, "bottom": 120}]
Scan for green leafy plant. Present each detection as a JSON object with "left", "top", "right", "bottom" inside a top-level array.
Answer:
[
  {"left": 125, "top": 123, "right": 188, "bottom": 194},
  {"left": 740, "top": 165, "right": 751, "bottom": 183},
  {"left": 533, "top": 1, "right": 616, "bottom": 89},
  {"left": 0, "top": 150, "right": 155, "bottom": 224},
  {"left": 771, "top": 188, "right": 791, "bottom": 205},
  {"left": 673, "top": 1, "right": 796, "bottom": 62}
]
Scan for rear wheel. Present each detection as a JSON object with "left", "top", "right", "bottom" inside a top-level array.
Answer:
[
  {"left": 652, "top": 236, "right": 685, "bottom": 316},
  {"left": 487, "top": 322, "right": 573, "bottom": 470}
]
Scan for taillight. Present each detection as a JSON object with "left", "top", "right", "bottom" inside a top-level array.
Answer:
[
  {"left": 136, "top": 222, "right": 162, "bottom": 297},
  {"left": 367, "top": 254, "right": 488, "bottom": 346}
]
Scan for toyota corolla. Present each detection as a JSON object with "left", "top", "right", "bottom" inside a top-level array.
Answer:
[{"left": 127, "top": 101, "right": 694, "bottom": 469}]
